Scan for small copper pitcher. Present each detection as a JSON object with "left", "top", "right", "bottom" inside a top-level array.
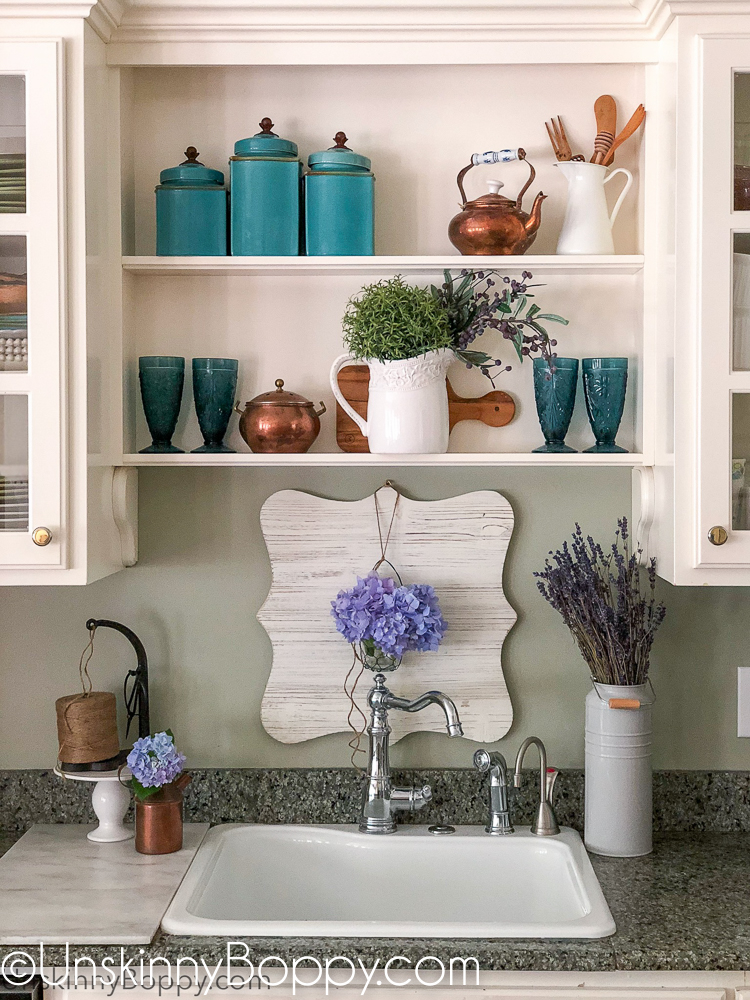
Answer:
[
  {"left": 135, "top": 773, "right": 191, "bottom": 855},
  {"left": 448, "top": 148, "right": 546, "bottom": 256}
]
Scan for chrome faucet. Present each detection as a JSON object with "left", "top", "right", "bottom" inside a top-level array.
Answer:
[
  {"left": 360, "top": 672, "right": 464, "bottom": 834},
  {"left": 473, "top": 749, "right": 514, "bottom": 835},
  {"left": 513, "top": 736, "right": 560, "bottom": 836}
]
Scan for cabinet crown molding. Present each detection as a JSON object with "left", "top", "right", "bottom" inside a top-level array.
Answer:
[{"left": 6, "top": 0, "right": 750, "bottom": 44}]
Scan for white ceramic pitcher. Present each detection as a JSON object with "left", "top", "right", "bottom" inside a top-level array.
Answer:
[
  {"left": 330, "top": 348, "right": 452, "bottom": 454},
  {"left": 556, "top": 161, "right": 634, "bottom": 255}
]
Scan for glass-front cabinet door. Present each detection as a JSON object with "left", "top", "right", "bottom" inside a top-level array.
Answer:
[
  {"left": 0, "top": 41, "right": 64, "bottom": 567},
  {"left": 694, "top": 38, "right": 750, "bottom": 567}
]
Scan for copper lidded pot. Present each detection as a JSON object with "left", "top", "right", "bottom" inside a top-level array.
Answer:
[
  {"left": 235, "top": 379, "right": 327, "bottom": 453},
  {"left": 448, "top": 148, "right": 546, "bottom": 256}
]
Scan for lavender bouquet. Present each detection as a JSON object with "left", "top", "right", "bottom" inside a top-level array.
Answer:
[
  {"left": 331, "top": 572, "right": 448, "bottom": 670},
  {"left": 534, "top": 518, "right": 666, "bottom": 686},
  {"left": 126, "top": 730, "right": 186, "bottom": 801}
]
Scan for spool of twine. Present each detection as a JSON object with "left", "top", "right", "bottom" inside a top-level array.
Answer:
[{"left": 56, "top": 691, "right": 120, "bottom": 764}]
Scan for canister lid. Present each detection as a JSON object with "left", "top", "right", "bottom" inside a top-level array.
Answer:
[
  {"left": 245, "top": 379, "right": 315, "bottom": 407},
  {"left": 159, "top": 147, "right": 225, "bottom": 186},
  {"left": 308, "top": 132, "right": 372, "bottom": 172},
  {"left": 234, "top": 118, "right": 299, "bottom": 158}
]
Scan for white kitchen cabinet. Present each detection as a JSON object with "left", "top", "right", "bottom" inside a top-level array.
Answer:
[
  {"left": 647, "top": 15, "right": 750, "bottom": 584},
  {"left": 0, "top": 22, "right": 134, "bottom": 584},
  {"left": 5, "top": 0, "right": 750, "bottom": 584},
  {"left": 0, "top": 41, "right": 64, "bottom": 569}
]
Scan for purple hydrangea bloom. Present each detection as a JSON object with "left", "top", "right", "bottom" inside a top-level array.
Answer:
[
  {"left": 331, "top": 573, "right": 447, "bottom": 659},
  {"left": 127, "top": 731, "right": 186, "bottom": 788}
]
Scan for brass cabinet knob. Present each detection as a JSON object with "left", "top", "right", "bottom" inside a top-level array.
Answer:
[
  {"left": 31, "top": 526, "right": 52, "bottom": 547},
  {"left": 708, "top": 525, "right": 729, "bottom": 546}
]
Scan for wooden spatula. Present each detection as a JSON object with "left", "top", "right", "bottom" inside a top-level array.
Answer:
[
  {"left": 603, "top": 104, "right": 646, "bottom": 166},
  {"left": 591, "top": 95, "right": 617, "bottom": 164}
]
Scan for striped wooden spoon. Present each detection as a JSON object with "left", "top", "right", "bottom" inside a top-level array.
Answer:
[{"left": 591, "top": 94, "right": 617, "bottom": 164}]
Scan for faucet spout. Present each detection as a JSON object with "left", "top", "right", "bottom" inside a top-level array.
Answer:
[
  {"left": 385, "top": 689, "right": 464, "bottom": 737},
  {"left": 513, "top": 736, "right": 560, "bottom": 837},
  {"left": 359, "top": 674, "right": 464, "bottom": 834}
]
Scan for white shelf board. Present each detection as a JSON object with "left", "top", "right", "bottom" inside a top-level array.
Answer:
[
  {"left": 123, "top": 452, "right": 644, "bottom": 468},
  {"left": 122, "top": 255, "right": 645, "bottom": 277}
]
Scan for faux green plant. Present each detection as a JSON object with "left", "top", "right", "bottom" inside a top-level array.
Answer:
[
  {"left": 342, "top": 276, "right": 453, "bottom": 362},
  {"left": 341, "top": 271, "right": 568, "bottom": 385}
]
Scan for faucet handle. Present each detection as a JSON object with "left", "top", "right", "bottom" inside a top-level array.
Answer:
[{"left": 546, "top": 766, "right": 559, "bottom": 803}]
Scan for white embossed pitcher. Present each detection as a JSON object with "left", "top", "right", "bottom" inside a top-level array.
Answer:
[
  {"left": 556, "top": 161, "right": 633, "bottom": 255},
  {"left": 330, "top": 348, "right": 452, "bottom": 454}
]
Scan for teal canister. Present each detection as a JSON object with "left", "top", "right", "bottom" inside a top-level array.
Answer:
[
  {"left": 156, "top": 147, "right": 227, "bottom": 256},
  {"left": 305, "top": 132, "right": 374, "bottom": 256},
  {"left": 230, "top": 118, "right": 302, "bottom": 256}
]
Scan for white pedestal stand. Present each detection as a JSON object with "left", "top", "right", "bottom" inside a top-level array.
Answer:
[{"left": 53, "top": 765, "right": 134, "bottom": 843}]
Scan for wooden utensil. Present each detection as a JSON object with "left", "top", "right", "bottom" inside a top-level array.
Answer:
[
  {"left": 335, "top": 365, "right": 515, "bottom": 453},
  {"left": 545, "top": 116, "right": 573, "bottom": 161},
  {"left": 591, "top": 95, "right": 617, "bottom": 164},
  {"left": 603, "top": 104, "right": 646, "bottom": 166}
]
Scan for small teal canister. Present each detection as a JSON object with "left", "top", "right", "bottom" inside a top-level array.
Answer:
[
  {"left": 305, "top": 132, "right": 374, "bottom": 256},
  {"left": 230, "top": 118, "right": 302, "bottom": 256},
  {"left": 156, "top": 147, "right": 227, "bottom": 256}
]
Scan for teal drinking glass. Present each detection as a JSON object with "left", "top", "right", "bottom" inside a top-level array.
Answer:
[
  {"left": 582, "top": 357, "right": 629, "bottom": 454},
  {"left": 191, "top": 358, "right": 238, "bottom": 453},
  {"left": 138, "top": 356, "right": 185, "bottom": 454},
  {"left": 532, "top": 357, "right": 579, "bottom": 453}
]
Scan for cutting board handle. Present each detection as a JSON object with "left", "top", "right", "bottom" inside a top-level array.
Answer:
[{"left": 330, "top": 354, "right": 369, "bottom": 438}]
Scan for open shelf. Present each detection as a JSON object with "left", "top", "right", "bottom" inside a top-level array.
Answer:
[
  {"left": 123, "top": 452, "right": 644, "bottom": 468},
  {"left": 123, "top": 255, "right": 645, "bottom": 277},
  {"left": 120, "top": 64, "right": 648, "bottom": 462}
]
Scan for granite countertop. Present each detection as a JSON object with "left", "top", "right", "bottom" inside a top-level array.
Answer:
[{"left": 0, "top": 830, "right": 748, "bottom": 971}]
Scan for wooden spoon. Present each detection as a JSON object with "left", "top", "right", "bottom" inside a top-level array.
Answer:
[
  {"left": 603, "top": 104, "right": 646, "bottom": 166},
  {"left": 591, "top": 94, "right": 617, "bottom": 164}
]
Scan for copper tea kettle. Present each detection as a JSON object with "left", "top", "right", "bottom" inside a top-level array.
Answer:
[{"left": 448, "top": 148, "right": 546, "bottom": 256}]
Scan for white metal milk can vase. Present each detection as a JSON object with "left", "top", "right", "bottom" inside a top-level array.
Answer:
[
  {"left": 556, "top": 161, "right": 634, "bottom": 255},
  {"left": 585, "top": 682, "right": 654, "bottom": 857}
]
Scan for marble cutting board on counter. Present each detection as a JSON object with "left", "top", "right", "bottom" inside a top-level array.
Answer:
[
  {"left": 0, "top": 824, "right": 208, "bottom": 944},
  {"left": 259, "top": 485, "right": 517, "bottom": 744}
]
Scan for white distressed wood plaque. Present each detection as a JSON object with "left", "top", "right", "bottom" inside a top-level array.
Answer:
[{"left": 258, "top": 486, "right": 516, "bottom": 744}]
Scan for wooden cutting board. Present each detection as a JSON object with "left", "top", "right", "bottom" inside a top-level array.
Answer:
[{"left": 336, "top": 365, "right": 516, "bottom": 453}]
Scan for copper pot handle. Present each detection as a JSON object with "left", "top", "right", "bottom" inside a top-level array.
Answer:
[
  {"left": 234, "top": 400, "right": 244, "bottom": 415},
  {"left": 315, "top": 402, "right": 327, "bottom": 418}
]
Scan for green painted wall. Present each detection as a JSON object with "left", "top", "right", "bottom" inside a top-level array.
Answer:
[{"left": 0, "top": 467, "right": 747, "bottom": 770}]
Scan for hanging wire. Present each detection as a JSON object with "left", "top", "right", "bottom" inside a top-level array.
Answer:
[
  {"left": 372, "top": 481, "right": 401, "bottom": 573},
  {"left": 345, "top": 482, "right": 404, "bottom": 765},
  {"left": 343, "top": 648, "right": 368, "bottom": 769}
]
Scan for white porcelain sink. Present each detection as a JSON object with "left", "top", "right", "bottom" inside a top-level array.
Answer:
[{"left": 163, "top": 824, "right": 615, "bottom": 938}]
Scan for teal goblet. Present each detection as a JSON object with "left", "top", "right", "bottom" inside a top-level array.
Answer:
[
  {"left": 582, "top": 357, "right": 629, "bottom": 454},
  {"left": 191, "top": 358, "right": 238, "bottom": 453},
  {"left": 532, "top": 357, "right": 579, "bottom": 453},
  {"left": 138, "top": 356, "right": 185, "bottom": 454}
]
